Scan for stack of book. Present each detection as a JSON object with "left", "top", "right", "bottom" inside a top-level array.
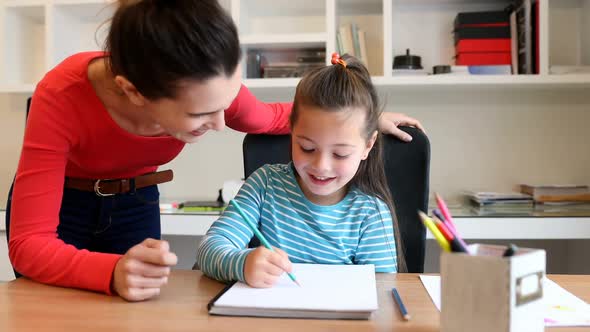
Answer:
[
  {"left": 453, "top": 10, "right": 512, "bottom": 67},
  {"left": 246, "top": 48, "right": 325, "bottom": 79},
  {"left": 520, "top": 184, "right": 590, "bottom": 208},
  {"left": 466, "top": 191, "right": 534, "bottom": 215}
]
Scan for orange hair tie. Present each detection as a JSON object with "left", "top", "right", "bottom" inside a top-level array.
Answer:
[{"left": 331, "top": 52, "right": 347, "bottom": 68}]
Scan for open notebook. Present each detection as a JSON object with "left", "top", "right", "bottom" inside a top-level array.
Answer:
[{"left": 208, "top": 264, "right": 378, "bottom": 319}]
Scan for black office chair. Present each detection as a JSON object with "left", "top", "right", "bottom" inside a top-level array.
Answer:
[{"left": 242, "top": 126, "right": 430, "bottom": 273}]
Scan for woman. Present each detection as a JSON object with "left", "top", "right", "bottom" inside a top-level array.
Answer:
[{"left": 6, "top": 0, "right": 423, "bottom": 301}]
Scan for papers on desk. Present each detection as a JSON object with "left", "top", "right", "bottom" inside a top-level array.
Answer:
[
  {"left": 208, "top": 264, "right": 378, "bottom": 320},
  {"left": 419, "top": 275, "right": 590, "bottom": 327},
  {"left": 419, "top": 275, "right": 441, "bottom": 310},
  {"left": 544, "top": 278, "right": 590, "bottom": 327}
]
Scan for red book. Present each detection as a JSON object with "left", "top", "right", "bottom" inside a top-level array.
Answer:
[
  {"left": 456, "top": 38, "right": 511, "bottom": 53},
  {"left": 456, "top": 52, "right": 512, "bottom": 66}
]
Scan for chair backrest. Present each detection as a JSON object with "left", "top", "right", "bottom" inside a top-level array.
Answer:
[{"left": 242, "top": 127, "right": 430, "bottom": 273}]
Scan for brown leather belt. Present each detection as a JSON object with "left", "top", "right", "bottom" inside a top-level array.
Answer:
[{"left": 64, "top": 170, "right": 174, "bottom": 197}]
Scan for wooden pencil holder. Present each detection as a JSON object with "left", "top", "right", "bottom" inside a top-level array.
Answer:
[{"left": 440, "top": 244, "right": 546, "bottom": 332}]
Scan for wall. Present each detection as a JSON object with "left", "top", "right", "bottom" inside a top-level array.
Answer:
[
  {"left": 0, "top": 94, "right": 27, "bottom": 207},
  {"left": 2, "top": 88, "right": 590, "bottom": 206}
]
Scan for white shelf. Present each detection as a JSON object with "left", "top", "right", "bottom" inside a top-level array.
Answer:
[
  {"left": 48, "top": 2, "right": 113, "bottom": 68},
  {"left": 238, "top": 0, "right": 326, "bottom": 35},
  {"left": 244, "top": 77, "right": 300, "bottom": 88},
  {"left": 373, "top": 74, "right": 590, "bottom": 88},
  {"left": 1, "top": 3, "right": 46, "bottom": 87},
  {"left": 158, "top": 213, "right": 590, "bottom": 239},
  {"left": 1, "top": 74, "right": 589, "bottom": 94},
  {"left": 240, "top": 33, "right": 327, "bottom": 47},
  {"left": 243, "top": 74, "right": 590, "bottom": 90},
  {"left": 3, "top": 208, "right": 589, "bottom": 239},
  {"left": 452, "top": 217, "right": 590, "bottom": 240},
  {"left": 549, "top": 0, "right": 590, "bottom": 69}
]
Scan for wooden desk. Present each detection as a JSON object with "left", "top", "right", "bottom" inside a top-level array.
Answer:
[{"left": 1, "top": 271, "right": 588, "bottom": 332}]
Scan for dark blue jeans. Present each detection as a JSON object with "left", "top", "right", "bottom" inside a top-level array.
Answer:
[{"left": 5, "top": 182, "right": 161, "bottom": 278}]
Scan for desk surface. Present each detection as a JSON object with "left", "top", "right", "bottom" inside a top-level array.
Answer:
[{"left": 1, "top": 271, "right": 588, "bottom": 332}]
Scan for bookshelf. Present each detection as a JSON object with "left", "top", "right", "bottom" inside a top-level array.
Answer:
[{"left": 1, "top": 0, "right": 589, "bottom": 92}]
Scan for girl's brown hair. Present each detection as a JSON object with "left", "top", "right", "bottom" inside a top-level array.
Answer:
[
  {"left": 105, "top": 0, "right": 241, "bottom": 100},
  {"left": 290, "top": 54, "right": 407, "bottom": 273}
]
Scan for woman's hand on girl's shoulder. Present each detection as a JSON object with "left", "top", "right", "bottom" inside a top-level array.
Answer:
[{"left": 378, "top": 112, "right": 426, "bottom": 142}]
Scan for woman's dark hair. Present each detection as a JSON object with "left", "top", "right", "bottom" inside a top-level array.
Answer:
[
  {"left": 290, "top": 54, "right": 408, "bottom": 273},
  {"left": 105, "top": 0, "right": 241, "bottom": 100}
]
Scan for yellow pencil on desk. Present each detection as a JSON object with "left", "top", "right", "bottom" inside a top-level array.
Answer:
[
  {"left": 418, "top": 211, "right": 451, "bottom": 252},
  {"left": 231, "top": 199, "right": 301, "bottom": 287}
]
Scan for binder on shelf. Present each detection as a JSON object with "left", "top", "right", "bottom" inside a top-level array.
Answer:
[
  {"left": 514, "top": 0, "right": 533, "bottom": 74},
  {"left": 510, "top": 11, "right": 518, "bottom": 74}
]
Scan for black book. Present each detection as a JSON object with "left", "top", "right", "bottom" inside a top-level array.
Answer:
[
  {"left": 454, "top": 10, "right": 510, "bottom": 29},
  {"left": 454, "top": 26, "right": 511, "bottom": 44}
]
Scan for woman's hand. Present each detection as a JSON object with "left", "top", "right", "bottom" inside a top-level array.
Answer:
[
  {"left": 378, "top": 112, "right": 425, "bottom": 142},
  {"left": 244, "top": 246, "right": 293, "bottom": 288},
  {"left": 111, "top": 238, "right": 178, "bottom": 301}
]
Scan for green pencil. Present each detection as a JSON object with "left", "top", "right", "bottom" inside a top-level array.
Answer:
[{"left": 231, "top": 199, "right": 300, "bottom": 287}]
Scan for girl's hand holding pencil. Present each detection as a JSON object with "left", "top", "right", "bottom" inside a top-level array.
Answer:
[
  {"left": 232, "top": 199, "right": 301, "bottom": 288},
  {"left": 244, "top": 246, "right": 295, "bottom": 288}
]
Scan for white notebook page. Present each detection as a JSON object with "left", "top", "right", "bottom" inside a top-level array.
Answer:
[{"left": 215, "top": 264, "right": 378, "bottom": 312}]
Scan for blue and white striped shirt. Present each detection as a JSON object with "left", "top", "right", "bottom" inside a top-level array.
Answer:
[{"left": 195, "top": 163, "right": 397, "bottom": 283}]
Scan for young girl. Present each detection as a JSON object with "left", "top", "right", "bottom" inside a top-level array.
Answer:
[{"left": 196, "top": 54, "right": 407, "bottom": 287}]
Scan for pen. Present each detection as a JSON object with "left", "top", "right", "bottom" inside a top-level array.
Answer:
[
  {"left": 432, "top": 208, "right": 455, "bottom": 235},
  {"left": 392, "top": 287, "right": 411, "bottom": 321},
  {"left": 434, "top": 193, "right": 457, "bottom": 233},
  {"left": 231, "top": 199, "right": 301, "bottom": 287},
  {"left": 433, "top": 208, "right": 470, "bottom": 254},
  {"left": 418, "top": 211, "right": 451, "bottom": 252},
  {"left": 432, "top": 216, "right": 468, "bottom": 253}
]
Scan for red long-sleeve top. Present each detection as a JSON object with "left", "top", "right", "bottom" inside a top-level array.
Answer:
[{"left": 9, "top": 52, "right": 292, "bottom": 294}]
